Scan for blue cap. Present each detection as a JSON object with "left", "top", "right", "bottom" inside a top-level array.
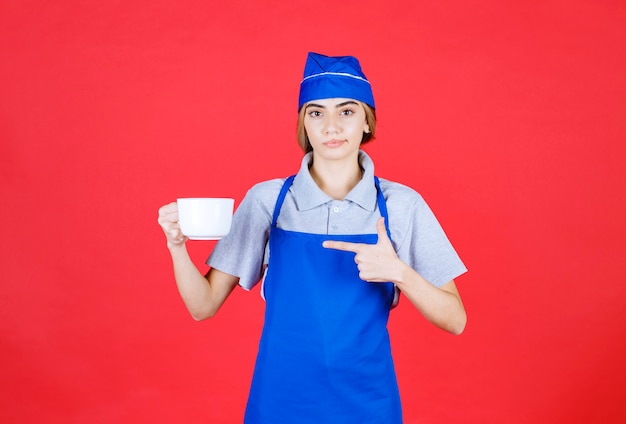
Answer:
[{"left": 298, "top": 52, "right": 375, "bottom": 111}]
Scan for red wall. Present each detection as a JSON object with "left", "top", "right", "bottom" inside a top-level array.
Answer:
[{"left": 2, "top": 1, "right": 625, "bottom": 423}]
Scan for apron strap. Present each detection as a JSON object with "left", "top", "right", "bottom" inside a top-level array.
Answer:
[
  {"left": 271, "top": 175, "right": 296, "bottom": 228},
  {"left": 374, "top": 176, "right": 392, "bottom": 240}
]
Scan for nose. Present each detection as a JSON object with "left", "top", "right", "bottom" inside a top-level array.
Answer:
[{"left": 323, "top": 114, "right": 340, "bottom": 135}]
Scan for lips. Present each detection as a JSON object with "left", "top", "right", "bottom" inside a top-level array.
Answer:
[{"left": 323, "top": 139, "right": 346, "bottom": 147}]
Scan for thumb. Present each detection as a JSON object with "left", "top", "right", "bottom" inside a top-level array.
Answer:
[{"left": 376, "top": 217, "right": 390, "bottom": 244}]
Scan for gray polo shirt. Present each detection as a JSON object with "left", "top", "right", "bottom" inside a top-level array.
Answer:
[{"left": 207, "top": 151, "right": 467, "bottom": 295}]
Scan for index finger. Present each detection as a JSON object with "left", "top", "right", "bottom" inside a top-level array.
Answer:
[
  {"left": 158, "top": 202, "right": 179, "bottom": 221},
  {"left": 322, "top": 240, "right": 361, "bottom": 252},
  {"left": 159, "top": 202, "right": 178, "bottom": 214}
]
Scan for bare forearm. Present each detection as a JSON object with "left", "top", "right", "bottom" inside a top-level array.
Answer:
[
  {"left": 168, "top": 244, "right": 217, "bottom": 320},
  {"left": 393, "top": 262, "right": 466, "bottom": 335},
  {"left": 159, "top": 202, "right": 238, "bottom": 320}
]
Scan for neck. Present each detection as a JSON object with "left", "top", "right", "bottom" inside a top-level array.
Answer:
[{"left": 309, "top": 152, "right": 363, "bottom": 200}]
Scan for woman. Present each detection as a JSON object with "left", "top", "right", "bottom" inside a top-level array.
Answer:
[{"left": 158, "top": 52, "right": 467, "bottom": 423}]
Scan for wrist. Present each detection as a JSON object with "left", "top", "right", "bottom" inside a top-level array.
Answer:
[
  {"left": 393, "top": 261, "right": 423, "bottom": 292},
  {"left": 167, "top": 240, "right": 188, "bottom": 254}
]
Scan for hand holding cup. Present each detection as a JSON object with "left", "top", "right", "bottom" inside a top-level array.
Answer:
[{"left": 157, "top": 202, "right": 187, "bottom": 247}]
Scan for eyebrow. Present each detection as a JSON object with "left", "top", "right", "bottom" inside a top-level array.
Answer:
[{"left": 305, "top": 100, "right": 359, "bottom": 110}]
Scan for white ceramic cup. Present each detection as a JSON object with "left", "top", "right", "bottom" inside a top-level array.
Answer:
[{"left": 177, "top": 198, "right": 234, "bottom": 240}]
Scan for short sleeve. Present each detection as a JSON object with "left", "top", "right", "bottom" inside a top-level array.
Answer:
[
  {"left": 206, "top": 179, "right": 283, "bottom": 290},
  {"left": 384, "top": 181, "right": 467, "bottom": 288}
]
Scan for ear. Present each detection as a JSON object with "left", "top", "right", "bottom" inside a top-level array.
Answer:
[{"left": 363, "top": 121, "right": 371, "bottom": 134}]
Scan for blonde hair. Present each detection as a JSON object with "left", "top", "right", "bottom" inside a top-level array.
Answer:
[{"left": 296, "top": 102, "right": 377, "bottom": 153}]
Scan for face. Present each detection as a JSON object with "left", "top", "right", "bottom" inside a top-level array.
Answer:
[{"left": 303, "top": 98, "right": 370, "bottom": 161}]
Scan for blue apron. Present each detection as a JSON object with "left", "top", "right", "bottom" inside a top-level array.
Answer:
[{"left": 244, "top": 175, "right": 402, "bottom": 424}]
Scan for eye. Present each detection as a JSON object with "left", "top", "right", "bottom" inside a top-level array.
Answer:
[
  {"left": 308, "top": 110, "right": 322, "bottom": 118},
  {"left": 340, "top": 108, "right": 355, "bottom": 116}
]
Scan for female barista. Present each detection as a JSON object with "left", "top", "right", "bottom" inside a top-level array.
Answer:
[{"left": 158, "top": 52, "right": 467, "bottom": 423}]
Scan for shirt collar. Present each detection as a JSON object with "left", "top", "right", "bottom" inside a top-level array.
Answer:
[{"left": 291, "top": 150, "right": 377, "bottom": 211}]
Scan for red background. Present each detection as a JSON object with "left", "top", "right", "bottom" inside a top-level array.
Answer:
[{"left": 2, "top": 1, "right": 625, "bottom": 423}]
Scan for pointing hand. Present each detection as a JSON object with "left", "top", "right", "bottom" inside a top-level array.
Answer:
[{"left": 322, "top": 217, "right": 400, "bottom": 283}]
